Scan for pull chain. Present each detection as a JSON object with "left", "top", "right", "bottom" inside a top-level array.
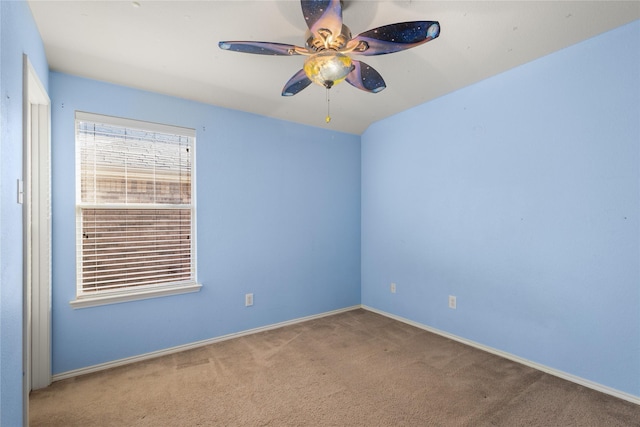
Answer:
[{"left": 325, "top": 88, "right": 331, "bottom": 123}]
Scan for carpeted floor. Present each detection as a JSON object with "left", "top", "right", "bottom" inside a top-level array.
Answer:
[{"left": 30, "top": 309, "right": 640, "bottom": 426}]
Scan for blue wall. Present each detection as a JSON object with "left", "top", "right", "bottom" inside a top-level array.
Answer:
[
  {"left": 0, "top": 1, "right": 49, "bottom": 425},
  {"left": 49, "top": 72, "right": 361, "bottom": 374},
  {"left": 361, "top": 21, "right": 640, "bottom": 397}
]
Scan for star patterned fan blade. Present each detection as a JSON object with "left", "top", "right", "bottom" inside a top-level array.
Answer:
[
  {"left": 346, "top": 21, "right": 440, "bottom": 56},
  {"left": 218, "top": 41, "right": 303, "bottom": 56},
  {"left": 301, "top": 0, "right": 344, "bottom": 43},
  {"left": 282, "top": 69, "right": 313, "bottom": 96},
  {"left": 345, "top": 60, "right": 386, "bottom": 93}
]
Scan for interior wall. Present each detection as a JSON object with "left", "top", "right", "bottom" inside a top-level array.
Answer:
[
  {"left": 50, "top": 72, "right": 361, "bottom": 375},
  {"left": 361, "top": 21, "right": 639, "bottom": 397},
  {"left": 0, "top": 1, "right": 49, "bottom": 425}
]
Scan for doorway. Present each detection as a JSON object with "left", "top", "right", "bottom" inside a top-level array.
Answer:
[{"left": 22, "top": 54, "right": 52, "bottom": 424}]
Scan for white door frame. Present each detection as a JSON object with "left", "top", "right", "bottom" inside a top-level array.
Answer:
[{"left": 22, "top": 54, "right": 52, "bottom": 424}]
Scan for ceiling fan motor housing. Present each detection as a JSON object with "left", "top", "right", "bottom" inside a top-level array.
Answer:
[{"left": 305, "top": 24, "right": 352, "bottom": 52}]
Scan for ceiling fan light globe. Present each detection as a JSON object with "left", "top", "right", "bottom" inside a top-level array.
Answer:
[{"left": 304, "top": 51, "right": 353, "bottom": 89}]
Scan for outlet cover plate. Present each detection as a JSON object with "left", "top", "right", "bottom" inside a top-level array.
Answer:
[{"left": 448, "top": 295, "right": 457, "bottom": 309}]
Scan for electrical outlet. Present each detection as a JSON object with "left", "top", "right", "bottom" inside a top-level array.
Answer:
[
  {"left": 448, "top": 295, "right": 456, "bottom": 309},
  {"left": 245, "top": 293, "right": 253, "bottom": 307},
  {"left": 390, "top": 282, "right": 396, "bottom": 293}
]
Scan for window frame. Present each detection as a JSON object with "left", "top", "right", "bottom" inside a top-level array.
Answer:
[{"left": 70, "top": 111, "right": 201, "bottom": 309}]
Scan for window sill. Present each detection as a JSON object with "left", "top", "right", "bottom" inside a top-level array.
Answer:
[{"left": 69, "top": 282, "right": 202, "bottom": 309}]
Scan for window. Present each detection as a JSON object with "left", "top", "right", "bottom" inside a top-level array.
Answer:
[{"left": 71, "top": 112, "right": 200, "bottom": 308}]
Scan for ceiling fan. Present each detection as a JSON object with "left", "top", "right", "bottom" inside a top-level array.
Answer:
[{"left": 219, "top": 0, "right": 440, "bottom": 120}]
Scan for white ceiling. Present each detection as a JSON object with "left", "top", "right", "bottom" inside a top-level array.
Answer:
[{"left": 28, "top": 1, "right": 640, "bottom": 134}]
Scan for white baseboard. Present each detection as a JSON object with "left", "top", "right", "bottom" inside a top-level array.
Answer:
[
  {"left": 52, "top": 303, "right": 640, "bottom": 406},
  {"left": 362, "top": 305, "right": 640, "bottom": 406},
  {"left": 52, "top": 305, "right": 361, "bottom": 382}
]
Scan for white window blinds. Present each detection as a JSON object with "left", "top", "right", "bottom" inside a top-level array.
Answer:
[{"left": 76, "top": 112, "right": 196, "bottom": 295}]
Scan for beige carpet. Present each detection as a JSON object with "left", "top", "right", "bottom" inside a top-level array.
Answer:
[{"left": 30, "top": 309, "right": 639, "bottom": 426}]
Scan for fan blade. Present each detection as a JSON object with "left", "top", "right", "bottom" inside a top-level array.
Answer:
[
  {"left": 218, "top": 41, "right": 303, "bottom": 56},
  {"left": 301, "top": 0, "right": 343, "bottom": 42},
  {"left": 346, "top": 21, "right": 440, "bottom": 56},
  {"left": 282, "top": 69, "right": 313, "bottom": 96},
  {"left": 346, "top": 60, "right": 386, "bottom": 93}
]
